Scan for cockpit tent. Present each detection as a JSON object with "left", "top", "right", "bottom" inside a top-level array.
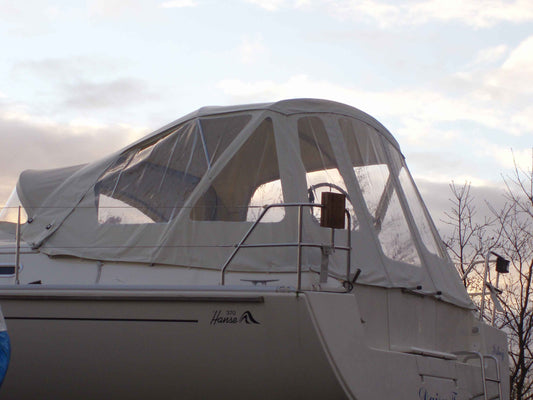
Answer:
[{"left": 15, "top": 99, "right": 473, "bottom": 309}]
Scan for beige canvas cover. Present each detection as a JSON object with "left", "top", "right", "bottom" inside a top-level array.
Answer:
[{"left": 12, "top": 99, "right": 473, "bottom": 308}]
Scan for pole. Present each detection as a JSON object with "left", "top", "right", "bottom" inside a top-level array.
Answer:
[
  {"left": 15, "top": 206, "right": 21, "bottom": 285},
  {"left": 491, "top": 272, "right": 501, "bottom": 324},
  {"left": 296, "top": 205, "right": 303, "bottom": 291},
  {"left": 479, "top": 250, "right": 491, "bottom": 321}
]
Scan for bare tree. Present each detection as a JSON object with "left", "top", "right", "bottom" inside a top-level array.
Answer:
[
  {"left": 442, "top": 181, "right": 495, "bottom": 288},
  {"left": 491, "top": 151, "right": 533, "bottom": 400},
  {"left": 444, "top": 149, "right": 533, "bottom": 399}
]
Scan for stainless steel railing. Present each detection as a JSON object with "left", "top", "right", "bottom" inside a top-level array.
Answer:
[
  {"left": 453, "top": 351, "right": 502, "bottom": 400},
  {"left": 15, "top": 206, "right": 21, "bottom": 285},
  {"left": 220, "top": 203, "right": 352, "bottom": 290}
]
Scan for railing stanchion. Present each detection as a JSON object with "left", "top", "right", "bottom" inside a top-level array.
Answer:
[
  {"left": 220, "top": 202, "right": 352, "bottom": 291},
  {"left": 345, "top": 210, "right": 351, "bottom": 282},
  {"left": 220, "top": 205, "right": 274, "bottom": 285},
  {"left": 297, "top": 205, "right": 303, "bottom": 291},
  {"left": 15, "top": 206, "right": 21, "bottom": 285},
  {"left": 479, "top": 250, "right": 491, "bottom": 320}
]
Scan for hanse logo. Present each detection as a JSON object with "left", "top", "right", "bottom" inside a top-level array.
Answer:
[
  {"left": 239, "top": 311, "right": 260, "bottom": 324},
  {"left": 210, "top": 310, "right": 260, "bottom": 325}
]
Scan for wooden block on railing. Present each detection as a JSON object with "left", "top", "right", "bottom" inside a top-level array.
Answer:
[{"left": 320, "top": 192, "right": 346, "bottom": 229}]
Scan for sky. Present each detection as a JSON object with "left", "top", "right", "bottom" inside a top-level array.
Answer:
[{"left": 0, "top": 0, "right": 531, "bottom": 232}]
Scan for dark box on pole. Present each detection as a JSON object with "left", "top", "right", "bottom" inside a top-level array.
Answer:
[{"left": 320, "top": 192, "right": 346, "bottom": 229}]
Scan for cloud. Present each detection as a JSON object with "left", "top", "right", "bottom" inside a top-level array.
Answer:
[
  {"left": 347, "top": 0, "right": 533, "bottom": 28},
  {"left": 502, "top": 36, "right": 533, "bottom": 70},
  {"left": 405, "top": 0, "right": 533, "bottom": 28},
  {"left": 160, "top": 0, "right": 198, "bottom": 8},
  {"left": 246, "top": 0, "right": 533, "bottom": 28},
  {"left": 217, "top": 74, "right": 363, "bottom": 104},
  {"left": 87, "top": 0, "right": 150, "bottom": 17},
  {"left": 416, "top": 179, "right": 507, "bottom": 239},
  {"left": 0, "top": 2, "right": 69, "bottom": 36},
  {"left": 244, "top": 0, "right": 290, "bottom": 11},
  {"left": 404, "top": 129, "right": 532, "bottom": 182},
  {"left": 495, "top": 35, "right": 533, "bottom": 94},
  {"left": 492, "top": 147, "right": 532, "bottom": 172},
  {"left": 446, "top": 35, "right": 533, "bottom": 134},
  {"left": 328, "top": 1, "right": 400, "bottom": 27},
  {"left": 217, "top": 74, "right": 521, "bottom": 136},
  {"left": 0, "top": 107, "right": 147, "bottom": 206},
  {"left": 13, "top": 57, "right": 159, "bottom": 111},
  {"left": 243, "top": 0, "right": 310, "bottom": 11},
  {"left": 470, "top": 45, "right": 508, "bottom": 67},
  {"left": 216, "top": 34, "right": 532, "bottom": 186},
  {"left": 62, "top": 78, "right": 159, "bottom": 109},
  {"left": 219, "top": 33, "right": 533, "bottom": 142},
  {"left": 14, "top": 56, "right": 124, "bottom": 83},
  {"left": 238, "top": 35, "right": 268, "bottom": 64},
  {"left": 407, "top": 151, "right": 469, "bottom": 180},
  {"left": 509, "top": 104, "right": 533, "bottom": 133}
]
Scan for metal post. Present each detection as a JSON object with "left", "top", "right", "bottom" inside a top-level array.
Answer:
[
  {"left": 219, "top": 203, "right": 352, "bottom": 291},
  {"left": 15, "top": 206, "right": 21, "bottom": 285},
  {"left": 296, "top": 205, "right": 303, "bottom": 291},
  {"left": 491, "top": 272, "right": 501, "bottom": 324},
  {"left": 220, "top": 204, "right": 274, "bottom": 285},
  {"left": 479, "top": 250, "right": 491, "bottom": 321},
  {"left": 345, "top": 210, "right": 351, "bottom": 282}
]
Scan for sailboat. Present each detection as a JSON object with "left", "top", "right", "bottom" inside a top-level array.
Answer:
[{"left": 0, "top": 99, "right": 507, "bottom": 399}]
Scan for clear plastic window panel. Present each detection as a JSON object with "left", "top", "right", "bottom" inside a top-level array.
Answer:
[
  {"left": 0, "top": 188, "right": 28, "bottom": 224},
  {"left": 354, "top": 164, "right": 390, "bottom": 218},
  {"left": 339, "top": 118, "right": 389, "bottom": 218},
  {"left": 246, "top": 179, "right": 284, "bottom": 222},
  {"left": 339, "top": 117, "right": 420, "bottom": 266},
  {"left": 399, "top": 167, "right": 442, "bottom": 256},
  {"left": 97, "top": 195, "right": 153, "bottom": 224},
  {"left": 96, "top": 121, "right": 207, "bottom": 224},
  {"left": 199, "top": 115, "right": 252, "bottom": 167},
  {"left": 298, "top": 116, "right": 357, "bottom": 229},
  {"left": 191, "top": 118, "right": 284, "bottom": 222},
  {"left": 378, "top": 191, "right": 421, "bottom": 265}
]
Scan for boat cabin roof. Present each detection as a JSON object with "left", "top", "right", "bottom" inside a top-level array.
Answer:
[{"left": 4, "top": 99, "right": 472, "bottom": 308}]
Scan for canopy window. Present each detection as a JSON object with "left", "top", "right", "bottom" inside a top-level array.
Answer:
[
  {"left": 0, "top": 189, "right": 28, "bottom": 224},
  {"left": 96, "top": 121, "right": 207, "bottom": 224},
  {"left": 298, "top": 116, "right": 357, "bottom": 229},
  {"left": 339, "top": 117, "right": 420, "bottom": 266},
  {"left": 198, "top": 114, "right": 252, "bottom": 167},
  {"left": 378, "top": 191, "right": 421, "bottom": 266},
  {"left": 398, "top": 167, "right": 443, "bottom": 257},
  {"left": 191, "top": 117, "right": 284, "bottom": 223}
]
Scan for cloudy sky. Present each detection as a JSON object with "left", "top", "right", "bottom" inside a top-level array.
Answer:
[{"left": 0, "top": 0, "right": 531, "bottom": 230}]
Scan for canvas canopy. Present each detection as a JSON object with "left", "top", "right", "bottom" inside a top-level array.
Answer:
[{"left": 8, "top": 99, "right": 472, "bottom": 308}]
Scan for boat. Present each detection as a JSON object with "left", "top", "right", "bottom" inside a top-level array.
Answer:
[
  {"left": 0, "top": 99, "right": 508, "bottom": 399},
  {"left": 0, "top": 306, "right": 9, "bottom": 389}
]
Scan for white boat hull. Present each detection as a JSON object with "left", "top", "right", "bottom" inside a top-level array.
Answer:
[
  {"left": 0, "top": 287, "right": 346, "bottom": 399},
  {"left": 0, "top": 286, "right": 508, "bottom": 399}
]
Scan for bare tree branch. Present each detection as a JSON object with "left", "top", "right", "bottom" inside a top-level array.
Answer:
[{"left": 444, "top": 150, "right": 533, "bottom": 399}]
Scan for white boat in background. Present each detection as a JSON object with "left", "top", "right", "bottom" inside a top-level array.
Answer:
[
  {"left": 0, "top": 306, "right": 9, "bottom": 389},
  {"left": 0, "top": 99, "right": 508, "bottom": 399}
]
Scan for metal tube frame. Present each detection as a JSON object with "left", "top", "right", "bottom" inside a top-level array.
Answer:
[
  {"left": 479, "top": 250, "right": 491, "bottom": 321},
  {"left": 220, "top": 203, "right": 352, "bottom": 290},
  {"left": 462, "top": 251, "right": 504, "bottom": 326},
  {"left": 453, "top": 351, "right": 502, "bottom": 400},
  {"left": 491, "top": 272, "right": 501, "bottom": 324},
  {"left": 15, "top": 205, "right": 21, "bottom": 285},
  {"left": 296, "top": 205, "right": 303, "bottom": 291}
]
